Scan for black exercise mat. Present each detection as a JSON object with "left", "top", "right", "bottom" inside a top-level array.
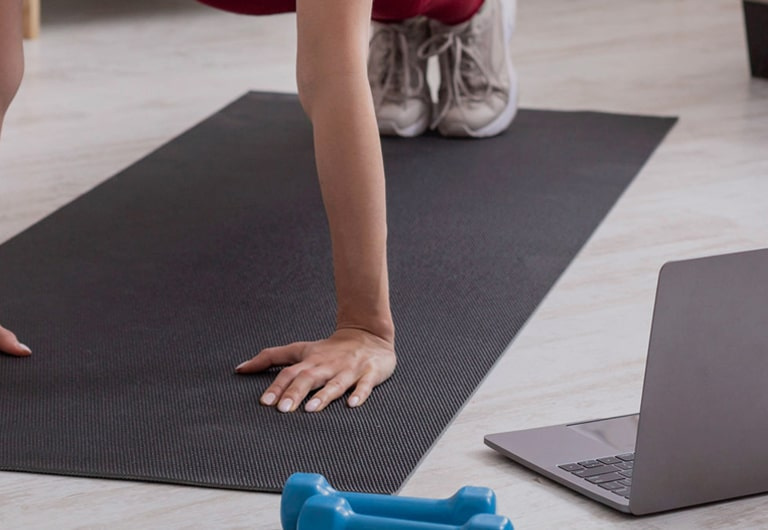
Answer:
[{"left": 0, "top": 92, "right": 675, "bottom": 493}]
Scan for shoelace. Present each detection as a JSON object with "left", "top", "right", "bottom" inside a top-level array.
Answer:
[
  {"left": 418, "top": 28, "right": 495, "bottom": 128},
  {"left": 369, "top": 23, "right": 426, "bottom": 107}
]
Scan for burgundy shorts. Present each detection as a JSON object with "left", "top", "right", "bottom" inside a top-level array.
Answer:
[{"left": 197, "top": 0, "right": 483, "bottom": 25}]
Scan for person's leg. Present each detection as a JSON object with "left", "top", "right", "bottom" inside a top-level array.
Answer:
[{"left": 0, "top": 0, "right": 25, "bottom": 139}]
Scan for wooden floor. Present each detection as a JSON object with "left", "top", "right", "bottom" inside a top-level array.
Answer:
[{"left": 1, "top": 0, "right": 767, "bottom": 527}]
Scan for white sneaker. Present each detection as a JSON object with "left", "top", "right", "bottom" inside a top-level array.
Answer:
[
  {"left": 368, "top": 18, "right": 432, "bottom": 137},
  {"left": 420, "top": 0, "right": 518, "bottom": 137}
]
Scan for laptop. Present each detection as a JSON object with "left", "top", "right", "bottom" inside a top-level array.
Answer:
[{"left": 485, "top": 248, "right": 768, "bottom": 515}]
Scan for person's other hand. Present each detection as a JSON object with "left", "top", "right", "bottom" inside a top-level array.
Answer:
[
  {"left": 236, "top": 328, "right": 396, "bottom": 413},
  {"left": 0, "top": 324, "right": 31, "bottom": 356}
]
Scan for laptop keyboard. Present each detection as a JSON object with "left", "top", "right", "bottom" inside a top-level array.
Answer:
[{"left": 558, "top": 453, "right": 634, "bottom": 499}]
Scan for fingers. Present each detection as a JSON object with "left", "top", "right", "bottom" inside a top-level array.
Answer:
[
  {"left": 347, "top": 372, "right": 378, "bottom": 409},
  {"left": 0, "top": 325, "right": 31, "bottom": 357},
  {"left": 234, "top": 343, "right": 305, "bottom": 374},
  {"left": 267, "top": 363, "right": 335, "bottom": 413},
  {"left": 239, "top": 329, "right": 397, "bottom": 413},
  {"left": 304, "top": 371, "right": 359, "bottom": 412}
]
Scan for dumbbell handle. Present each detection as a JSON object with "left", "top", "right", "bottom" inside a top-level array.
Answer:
[
  {"left": 342, "top": 487, "right": 493, "bottom": 524},
  {"left": 296, "top": 495, "right": 513, "bottom": 530}
]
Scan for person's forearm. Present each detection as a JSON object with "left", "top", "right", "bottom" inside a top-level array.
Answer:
[
  {"left": 305, "top": 72, "right": 394, "bottom": 342},
  {"left": 295, "top": 0, "right": 393, "bottom": 343}
]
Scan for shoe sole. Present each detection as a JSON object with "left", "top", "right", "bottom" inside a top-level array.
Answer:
[
  {"left": 378, "top": 113, "right": 431, "bottom": 137},
  {"left": 439, "top": 0, "right": 519, "bottom": 138}
]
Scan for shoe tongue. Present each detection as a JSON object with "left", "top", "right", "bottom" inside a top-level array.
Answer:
[
  {"left": 432, "top": 18, "right": 471, "bottom": 35},
  {"left": 461, "top": 58, "right": 488, "bottom": 92},
  {"left": 378, "top": 46, "right": 412, "bottom": 99}
]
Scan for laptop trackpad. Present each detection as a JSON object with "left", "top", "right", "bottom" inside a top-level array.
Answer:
[{"left": 567, "top": 414, "right": 639, "bottom": 453}]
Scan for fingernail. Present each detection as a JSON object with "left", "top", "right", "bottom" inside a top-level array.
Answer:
[
  {"left": 348, "top": 396, "right": 360, "bottom": 408},
  {"left": 19, "top": 343, "right": 32, "bottom": 355},
  {"left": 261, "top": 392, "right": 276, "bottom": 406},
  {"left": 305, "top": 398, "right": 321, "bottom": 412},
  {"left": 235, "top": 362, "right": 248, "bottom": 372},
  {"left": 277, "top": 399, "right": 293, "bottom": 413}
]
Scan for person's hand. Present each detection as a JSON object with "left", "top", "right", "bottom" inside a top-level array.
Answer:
[
  {"left": 0, "top": 324, "right": 31, "bottom": 357},
  {"left": 236, "top": 328, "right": 396, "bottom": 413}
]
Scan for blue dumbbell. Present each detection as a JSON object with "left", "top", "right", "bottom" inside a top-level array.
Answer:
[
  {"left": 296, "top": 495, "right": 513, "bottom": 530},
  {"left": 281, "top": 473, "right": 496, "bottom": 530}
]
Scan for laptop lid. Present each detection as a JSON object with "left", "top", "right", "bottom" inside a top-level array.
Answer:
[{"left": 630, "top": 248, "right": 768, "bottom": 514}]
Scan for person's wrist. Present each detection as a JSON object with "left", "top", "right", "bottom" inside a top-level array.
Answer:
[{"left": 336, "top": 314, "right": 395, "bottom": 344}]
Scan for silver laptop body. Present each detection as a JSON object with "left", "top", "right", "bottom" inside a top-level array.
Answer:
[{"left": 485, "top": 248, "right": 768, "bottom": 515}]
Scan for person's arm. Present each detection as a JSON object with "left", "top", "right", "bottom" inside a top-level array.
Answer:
[
  {"left": 1, "top": 2, "right": 31, "bottom": 357},
  {"left": 0, "top": 0, "right": 25, "bottom": 138},
  {"left": 235, "top": 0, "right": 396, "bottom": 413}
]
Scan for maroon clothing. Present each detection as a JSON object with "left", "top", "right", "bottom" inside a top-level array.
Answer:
[{"left": 198, "top": 0, "right": 483, "bottom": 25}]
